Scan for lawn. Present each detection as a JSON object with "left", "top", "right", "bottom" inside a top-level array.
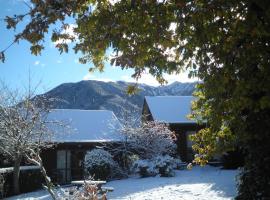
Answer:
[{"left": 6, "top": 165, "right": 238, "bottom": 200}]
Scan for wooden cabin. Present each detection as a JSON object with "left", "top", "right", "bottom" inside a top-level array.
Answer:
[
  {"left": 42, "top": 109, "right": 123, "bottom": 184},
  {"left": 142, "top": 96, "right": 203, "bottom": 162}
]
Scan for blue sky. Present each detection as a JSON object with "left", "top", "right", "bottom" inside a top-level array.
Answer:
[{"left": 0, "top": 0, "right": 197, "bottom": 94}]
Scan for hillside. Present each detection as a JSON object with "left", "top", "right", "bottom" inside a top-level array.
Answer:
[{"left": 41, "top": 80, "right": 197, "bottom": 120}]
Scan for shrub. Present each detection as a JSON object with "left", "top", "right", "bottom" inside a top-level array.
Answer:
[
  {"left": 108, "top": 121, "right": 177, "bottom": 173},
  {"left": 0, "top": 166, "right": 42, "bottom": 197},
  {"left": 132, "top": 159, "right": 158, "bottom": 177},
  {"left": 132, "top": 122, "right": 177, "bottom": 159},
  {"left": 118, "top": 121, "right": 177, "bottom": 160},
  {"left": 221, "top": 150, "right": 245, "bottom": 169},
  {"left": 0, "top": 154, "right": 11, "bottom": 168},
  {"left": 84, "top": 149, "right": 124, "bottom": 180},
  {"left": 0, "top": 173, "right": 4, "bottom": 198},
  {"left": 154, "top": 155, "right": 182, "bottom": 177},
  {"left": 133, "top": 155, "right": 181, "bottom": 177}
]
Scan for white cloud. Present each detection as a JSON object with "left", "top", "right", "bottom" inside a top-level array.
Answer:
[
  {"left": 164, "top": 72, "right": 198, "bottom": 83},
  {"left": 53, "top": 24, "right": 78, "bottom": 46},
  {"left": 169, "top": 22, "right": 177, "bottom": 31},
  {"left": 56, "top": 58, "right": 63, "bottom": 64},
  {"left": 120, "top": 74, "right": 159, "bottom": 86},
  {"left": 33, "top": 60, "right": 46, "bottom": 67},
  {"left": 109, "top": 0, "right": 120, "bottom": 5},
  {"left": 82, "top": 70, "right": 198, "bottom": 86},
  {"left": 34, "top": 61, "right": 40, "bottom": 65},
  {"left": 83, "top": 73, "right": 114, "bottom": 83},
  {"left": 121, "top": 70, "right": 198, "bottom": 86},
  {"left": 83, "top": 73, "right": 94, "bottom": 80}
]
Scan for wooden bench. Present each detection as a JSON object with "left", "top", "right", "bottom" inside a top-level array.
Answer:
[
  {"left": 71, "top": 180, "right": 106, "bottom": 185},
  {"left": 71, "top": 180, "right": 107, "bottom": 191},
  {"left": 71, "top": 180, "right": 114, "bottom": 195},
  {"left": 178, "top": 162, "right": 188, "bottom": 169}
]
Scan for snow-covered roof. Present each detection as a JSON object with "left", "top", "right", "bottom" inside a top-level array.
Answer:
[
  {"left": 145, "top": 96, "right": 196, "bottom": 124},
  {"left": 47, "top": 109, "right": 123, "bottom": 143}
]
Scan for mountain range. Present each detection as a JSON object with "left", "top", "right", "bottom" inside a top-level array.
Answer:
[{"left": 41, "top": 80, "right": 197, "bottom": 121}]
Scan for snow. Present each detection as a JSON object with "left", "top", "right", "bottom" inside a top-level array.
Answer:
[
  {"left": 47, "top": 109, "right": 123, "bottom": 142},
  {"left": 106, "top": 166, "right": 238, "bottom": 200},
  {"left": 145, "top": 96, "right": 196, "bottom": 123},
  {"left": 5, "top": 166, "right": 238, "bottom": 200},
  {"left": 84, "top": 149, "right": 115, "bottom": 169},
  {"left": 0, "top": 166, "right": 40, "bottom": 174},
  {"left": 133, "top": 155, "right": 181, "bottom": 177}
]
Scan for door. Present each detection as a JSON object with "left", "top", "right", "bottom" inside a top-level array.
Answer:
[
  {"left": 57, "top": 150, "right": 71, "bottom": 184},
  {"left": 70, "top": 151, "right": 85, "bottom": 181},
  {"left": 186, "top": 131, "right": 196, "bottom": 161}
]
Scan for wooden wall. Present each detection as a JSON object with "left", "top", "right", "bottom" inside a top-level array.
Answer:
[
  {"left": 41, "top": 142, "right": 121, "bottom": 184},
  {"left": 169, "top": 123, "right": 202, "bottom": 162}
]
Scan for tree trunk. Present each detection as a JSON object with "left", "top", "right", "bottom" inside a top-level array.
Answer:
[
  {"left": 26, "top": 152, "right": 57, "bottom": 200},
  {"left": 13, "top": 154, "right": 22, "bottom": 195},
  {"left": 39, "top": 163, "right": 57, "bottom": 200}
]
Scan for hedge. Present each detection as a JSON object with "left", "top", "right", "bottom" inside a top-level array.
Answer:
[{"left": 0, "top": 166, "right": 43, "bottom": 197}]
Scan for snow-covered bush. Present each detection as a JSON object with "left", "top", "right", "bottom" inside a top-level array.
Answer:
[
  {"left": 84, "top": 149, "right": 123, "bottom": 180},
  {"left": 153, "top": 155, "right": 182, "bottom": 177},
  {"left": 133, "top": 155, "right": 181, "bottom": 177},
  {"left": 132, "top": 121, "right": 177, "bottom": 159},
  {"left": 117, "top": 121, "right": 176, "bottom": 160},
  {"left": 132, "top": 159, "right": 158, "bottom": 177}
]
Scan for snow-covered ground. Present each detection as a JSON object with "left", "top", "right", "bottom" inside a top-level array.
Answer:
[{"left": 5, "top": 166, "right": 238, "bottom": 200}]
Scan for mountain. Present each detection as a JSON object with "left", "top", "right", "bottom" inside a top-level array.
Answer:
[{"left": 40, "top": 80, "right": 197, "bottom": 121}]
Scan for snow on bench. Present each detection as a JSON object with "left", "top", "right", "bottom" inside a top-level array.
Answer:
[
  {"left": 178, "top": 162, "right": 188, "bottom": 166},
  {"left": 177, "top": 162, "right": 188, "bottom": 169},
  {"left": 101, "top": 186, "right": 114, "bottom": 192},
  {"left": 71, "top": 180, "right": 106, "bottom": 185},
  {"left": 0, "top": 166, "right": 40, "bottom": 174},
  {"left": 71, "top": 180, "right": 112, "bottom": 193}
]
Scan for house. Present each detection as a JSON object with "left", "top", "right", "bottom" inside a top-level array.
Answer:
[
  {"left": 142, "top": 96, "right": 203, "bottom": 162},
  {"left": 42, "top": 109, "right": 123, "bottom": 184}
]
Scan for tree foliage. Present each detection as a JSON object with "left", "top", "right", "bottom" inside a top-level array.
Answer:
[{"left": 2, "top": 0, "right": 270, "bottom": 199}]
